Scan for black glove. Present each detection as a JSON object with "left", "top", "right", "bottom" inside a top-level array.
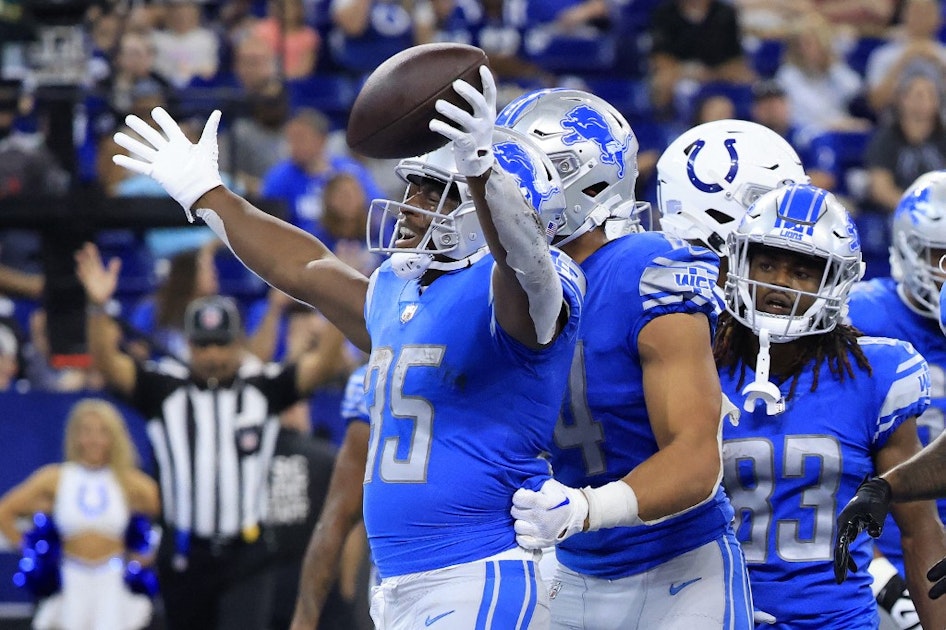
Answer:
[
  {"left": 928, "top": 555, "right": 946, "bottom": 599},
  {"left": 834, "top": 477, "right": 892, "bottom": 584}
]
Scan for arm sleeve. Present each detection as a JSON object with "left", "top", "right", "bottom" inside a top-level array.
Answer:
[{"left": 869, "top": 339, "right": 932, "bottom": 449}]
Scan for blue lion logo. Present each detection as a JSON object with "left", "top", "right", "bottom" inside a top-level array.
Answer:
[
  {"left": 560, "top": 104, "right": 629, "bottom": 178},
  {"left": 494, "top": 141, "right": 560, "bottom": 213}
]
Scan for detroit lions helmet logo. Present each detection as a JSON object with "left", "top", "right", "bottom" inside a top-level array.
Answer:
[
  {"left": 494, "top": 140, "right": 561, "bottom": 213},
  {"left": 686, "top": 138, "right": 739, "bottom": 193},
  {"left": 560, "top": 104, "right": 629, "bottom": 178}
]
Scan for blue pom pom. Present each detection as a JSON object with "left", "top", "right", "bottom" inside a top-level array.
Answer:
[
  {"left": 123, "top": 561, "right": 160, "bottom": 598},
  {"left": 14, "top": 513, "right": 62, "bottom": 599},
  {"left": 124, "top": 514, "right": 154, "bottom": 554}
]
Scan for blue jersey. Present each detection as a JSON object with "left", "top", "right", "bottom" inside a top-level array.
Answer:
[
  {"left": 340, "top": 363, "right": 369, "bottom": 425},
  {"left": 550, "top": 232, "right": 732, "bottom": 579},
  {"left": 362, "top": 250, "right": 584, "bottom": 578},
  {"left": 847, "top": 277, "right": 946, "bottom": 573},
  {"left": 721, "top": 336, "right": 931, "bottom": 629}
]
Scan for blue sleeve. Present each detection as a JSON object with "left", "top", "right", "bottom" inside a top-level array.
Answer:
[
  {"left": 634, "top": 236, "right": 721, "bottom": 341},
  {"left": 864, "top": 338, "right": 932, "bottom": 449}
]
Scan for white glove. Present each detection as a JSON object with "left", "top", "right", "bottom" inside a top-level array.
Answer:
[
  {"left": 428, "top": 65, "right": 497, "bottom": 178},
  {"left": 511, "top": 478, "right": 588, "bottom": 550},
  {"left": 112, "top": 107, "right": 224, "bottom": 222}
]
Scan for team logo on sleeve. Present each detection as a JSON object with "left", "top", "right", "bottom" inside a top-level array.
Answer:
[
  {"left": 560, "top": 104, "right": 629, "bottom": 178},
  {"left": 674, "top": 265, "right": 714, "bottom": 292}
]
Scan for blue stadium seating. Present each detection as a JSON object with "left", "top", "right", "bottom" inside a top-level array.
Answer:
[{"left": 214, "top": 249, "right": 268, "bottom": 303}]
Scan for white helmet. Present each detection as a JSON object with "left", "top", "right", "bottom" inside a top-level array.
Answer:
[
  {"left": 495, "top": 88, "right": 645, "bottom": 246},
  {"left": 890, "top": 170, "right": 946, "bottom": 318},
  {"left": 725, "top": 184, "right": 864, "bottom": 342},
  {"left": 366, "top": 127, "right": 566, "bottom": 279},
  {"left": 656, "top": 119, "right": 809, "bottom": 257}
]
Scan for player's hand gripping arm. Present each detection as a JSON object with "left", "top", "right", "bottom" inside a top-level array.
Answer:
[
  {"left": 429, "top": 67, "right": 565, "bottom": 349},
  {"left": 112, "top": 108, "right": 371, "bottom": 351},
  {"left": 879, "top": 419, "right": 946, "bottom": 629},
  {"left": 511, "top": 312, "right": 723, "bottom": 548},
  {"left": 74, "top": 242, "right": 136, "bottom": 397},
  {"left": 290, "top": 421, "right": 370, "bottom": 630}
]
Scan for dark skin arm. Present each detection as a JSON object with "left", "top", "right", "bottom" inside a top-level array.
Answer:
[
  {"left": 290, "top": 420, "right": 370, "bottom": 630},
  {"left": 877, "top": 419, "right": 946, "bottom": 629},
  {"left": 193, "top": 187, "right": 371, "bottom": 352}
]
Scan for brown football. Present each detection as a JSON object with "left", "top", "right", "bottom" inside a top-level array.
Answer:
[{"left": 346, "top": 43, "right": 490, "bottom": 160}]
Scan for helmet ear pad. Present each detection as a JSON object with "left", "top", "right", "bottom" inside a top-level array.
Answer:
[{"left": 655, "top": 119, "right": 809, "bottom": 256}]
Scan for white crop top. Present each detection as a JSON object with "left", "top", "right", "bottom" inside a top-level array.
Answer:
[{"left": 53, "top": 462, "right": 129, "bottom": 539}]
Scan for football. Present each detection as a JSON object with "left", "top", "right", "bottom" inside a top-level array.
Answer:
[{"left": 346, "top": 43, "right": 490, "bottom": 160}]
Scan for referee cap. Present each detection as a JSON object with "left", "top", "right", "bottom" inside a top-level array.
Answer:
[{"left": 184, "top": 296, "right": 241, "bottom": 345}]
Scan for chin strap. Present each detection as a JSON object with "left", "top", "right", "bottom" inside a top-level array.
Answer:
[
  {"left": 390, "top": 248, "right": 490, "bottom": 281},
  {"left": 742, "top": 328, "right": 785, "bottom": 415}
]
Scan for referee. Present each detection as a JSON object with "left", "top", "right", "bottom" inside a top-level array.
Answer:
[{"left": 76, "top": 242, "right": 348, "bottom": 630}]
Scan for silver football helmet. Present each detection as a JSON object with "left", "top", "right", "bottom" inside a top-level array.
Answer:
[
  {"left": 367, "top": 127, "right": 566, "bottom": 279},
  {"left": 725, "top": 184, "right": 864, "bottom": 342},
  {"left": 495, "top": 88, "right": 645, "bottom": 246},
  {"left": 889, "top": 170, "right": 946, "bottom": 318},
  {"left": 656, "top": 119, "right": 809, "bottom": 257}
]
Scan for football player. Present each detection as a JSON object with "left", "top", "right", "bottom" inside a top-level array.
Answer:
[
  {"left": 499, "top": 89, "right": 755, "bottom": 628},
  {"left": 840, "top": 170, "right": 946, "bottom": 628},
  {"left": 718, "top": 183, "right": 946, "bottom": 628},
  {"left": 110, "top": 67, "right": 584, "bottom": 629}
]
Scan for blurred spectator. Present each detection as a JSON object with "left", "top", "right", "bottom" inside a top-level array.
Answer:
[
  {"left": 466, "top": 0, "right": 558, "bottom": 87},
  {"left": 151, "top": 0, "right": 220, "bottom": 88},
  {"left": 104, "top": 32, "right": 172, "bottom": 124},
  {"left": 690, "top": 87, "right": 737, "bottom": 126},
  {"left": 22, "top": 309, "right": 106, "bottom": 393},
  {"left": 327, "top": 0, "right": 419, "bottom": 74},
  {"left": 0, "top": 320, "right": 19, "bottom": 391},
  {"left": 0, "top": 398, "right": 160, "bottom": 630},
  {"left": 648, "top": 0, "right": 755, "bottom": 119},
  {"left": 865, "top": 0, "right": 946, "bottom": 114},
  {"left": 313, "top": 172, "right": 382, "bottom": 275},
  {"left": 86, "top": 8, "right": 124, "bottom": 86},
  {"left": 0, "top": 80, "right": 69, "bottom": 199},
  {"left": 812, "top": 0, "right": 897, "bottom": 39},
  {"left": 750, "top": 79, "right": 837, "bottom": 191},
  {"left": 251, "top": 0, "right": 320, "bottom": 79},
  {"left": 865, "top": 70, "right": 946, "bottom": 214},
  {"left": 126, "top": 241, "right": 220, "bottom": 365},
  {"left": 775, "top": 12, "right": 871, "bottom": 140},
  {"left": 260, "top": 108, "right": 385, "bottom": 236},
  {"left": 221, "top": 78, "right": 289, "bottom": 197},
  {"left": 733, "top": 0, "right": 810, "bottom": 40}
]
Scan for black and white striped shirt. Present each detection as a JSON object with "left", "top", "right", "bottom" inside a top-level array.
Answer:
[{"left": 127, "top": 361, "right": 300, "bottom": 541}]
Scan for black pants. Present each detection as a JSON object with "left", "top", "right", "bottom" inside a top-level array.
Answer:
[{"left": 156, "top": 532, "right": 275, "bottom": 630}]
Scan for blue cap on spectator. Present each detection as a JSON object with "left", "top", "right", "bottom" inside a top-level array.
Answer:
[{"left": 184, "top": 296, "right": 241, "bottom": 345}]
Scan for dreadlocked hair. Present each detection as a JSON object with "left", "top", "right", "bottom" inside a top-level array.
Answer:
[{"left": 713, "top": 312, "right": 873, "bottom": 401}]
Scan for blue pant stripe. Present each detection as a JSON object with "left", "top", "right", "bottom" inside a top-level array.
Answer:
[
  {"left": 475, "top": 562, "right": 497, "bottom": 630},
  {"left": 518, "top": 561, "right": 538, "bottom": 630},
  {"left": 494, "top": 560, "right": 525, "bottom": 629},
  {"left": 717, "top": 534, "right": 753, "bottom": 629},
  {"left": 717, "top": 536, "right": 734, "bottom": 630}
]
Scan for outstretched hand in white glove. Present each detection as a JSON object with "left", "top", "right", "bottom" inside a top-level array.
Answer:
[
  {"left": 428, "top": 65, "right": 497, "bottom": 178},
  {"left": 511, "top": 478, "right": 589, "bottom": 550},
  {"left": 113, "top": 107, "right": 224, "bottom": 222}
]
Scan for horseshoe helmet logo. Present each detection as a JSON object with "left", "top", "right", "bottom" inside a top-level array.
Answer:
[{"left": 686, "top": 138, "right": 739, "bottom": 193}]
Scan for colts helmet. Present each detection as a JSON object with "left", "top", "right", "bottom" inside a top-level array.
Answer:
[
  {"left": 656, "top": 119, "right": 809, "bottom": 257},
  {"left": 366, "top": 127, "right": 566, "bottom": 279},
  {"left": 725, "top": 184, "right": 864, "bottom": 342},
  {"left": 495, "top": 88, "right": 644, "bottom": 246},
  {"left": 890, "top": 170, "right": 946, "bottom": 318}
]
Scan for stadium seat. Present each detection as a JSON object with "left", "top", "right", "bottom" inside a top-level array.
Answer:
[{"left": 583, "top": 77, "right": 653, "bottom": 119}]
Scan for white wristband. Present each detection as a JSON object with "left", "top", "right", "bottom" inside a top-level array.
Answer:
[{"left": 582, "top": 481, "right": 642, "bottom": 531}]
